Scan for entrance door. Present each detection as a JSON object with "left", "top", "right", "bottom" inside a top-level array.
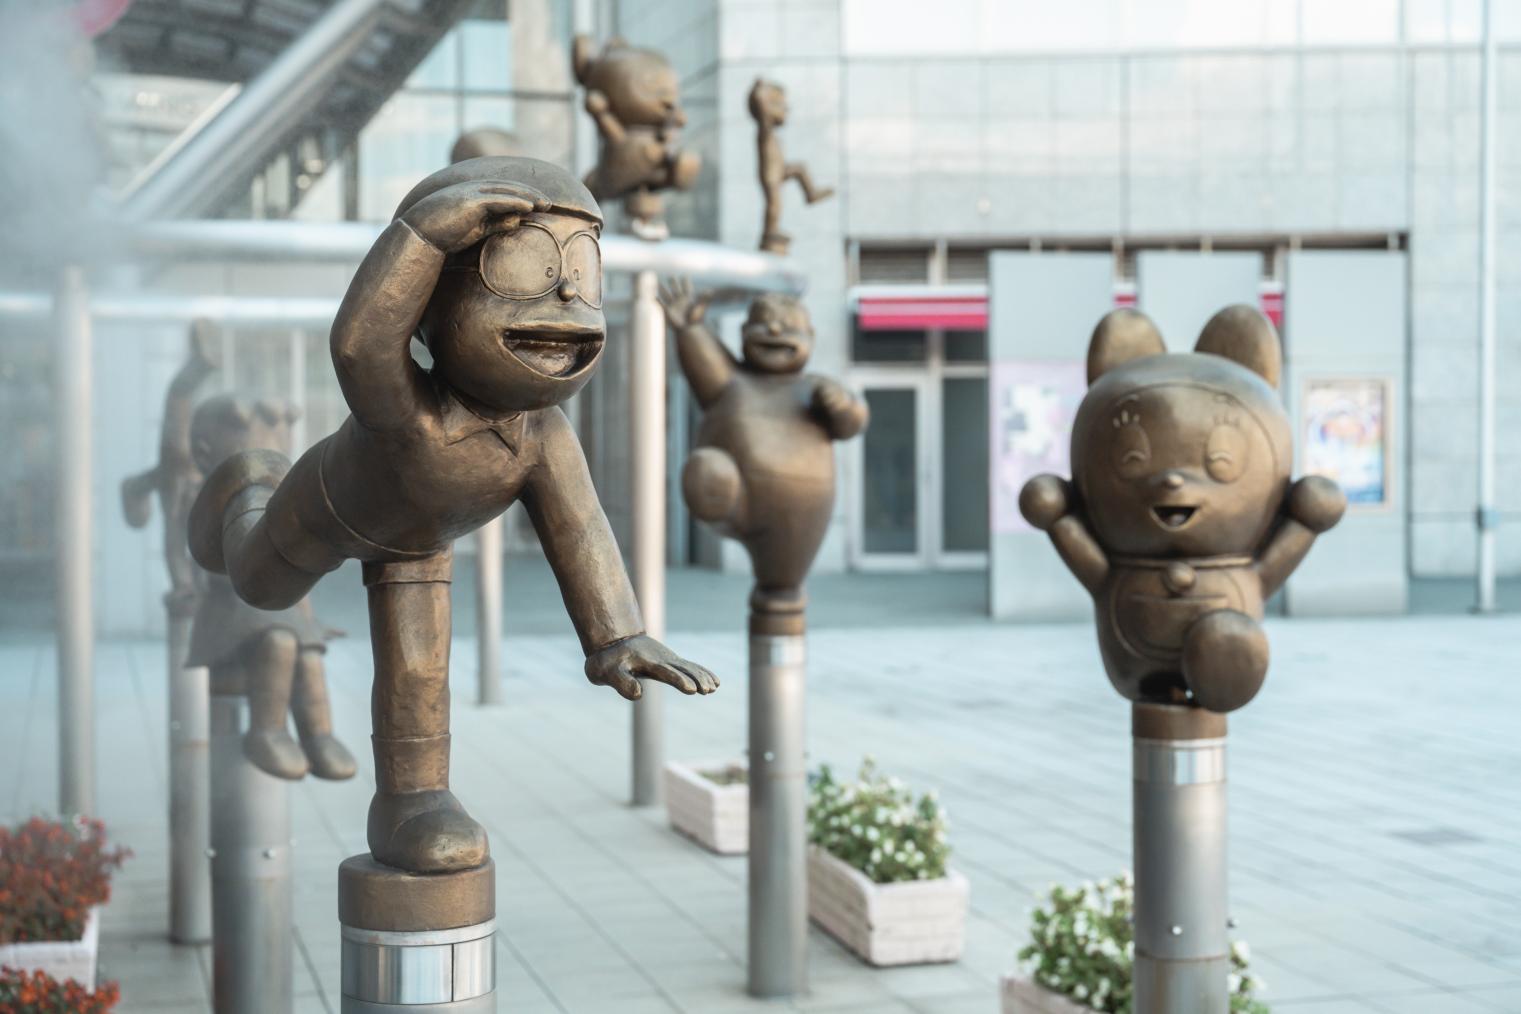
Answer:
[
  {"left": 849, "top": 368, "right": 989, "bottom": 570},
  {"left": 851, "top": 374, "right": 930, "bottom": 569}
]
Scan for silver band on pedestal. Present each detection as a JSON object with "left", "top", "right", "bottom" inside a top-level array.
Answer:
[
  {"left": 748, "top": 632, "right": 808, "bottom": 998},
  {"left": 1132, "top": 707, "right": 1229, "bottom": 1014},
  {"left": 209, "top": 694, "right": 293, "bottom": 1014},
  {"left": 341, "top": 921, "right": 496, "bottom": 1012}
]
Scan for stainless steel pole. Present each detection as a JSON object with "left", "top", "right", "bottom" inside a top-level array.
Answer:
[
  {"left": 630, "top": 269, "right": 666, "bottom": 806},
  {"left": 1132, "top": 703, "right": 1228, "bottom": 1014},
  {"left": 1477, "top": 0, "right": 1499, "bottom": 613},
  {"left": 209, "top": 694, "right": 293, "bottom": 1014},
  {"left": 475, "top": 516, "right": 504, "bottom": 706},
  {"left": 167, "top": 616, "right": 212, "bottom": 944},
  {"left": 747, "top": 627, "right": 808, "bottom": 998},
  {"left": 54, "top": 266, "right": 94, "bottom": 816}
]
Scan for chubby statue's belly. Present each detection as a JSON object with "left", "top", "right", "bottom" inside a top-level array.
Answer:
[{"left": 1106, "top": 561, "right": 1257, "bottom": 666}]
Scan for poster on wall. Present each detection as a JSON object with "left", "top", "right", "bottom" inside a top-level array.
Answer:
[
  {"left": 1301, "top": 377, "right": 1389, "bottom": 507},
  {"left": 990, "top": 360, "right": 1087, "bottom": 534}
]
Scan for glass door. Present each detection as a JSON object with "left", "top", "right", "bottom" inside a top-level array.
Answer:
[{"left": 850, "top": 374, "right": 930, "bottom": 569}]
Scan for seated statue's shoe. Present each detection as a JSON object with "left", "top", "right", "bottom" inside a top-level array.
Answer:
[
  {"left": 301, "top": 733, "right": 358, "bottom": 781},
  {"left": 367, "top": 789, "right": 490, "bottom": 873},
  {"left": 243, "top": 727, "right": 310, "bottom": 780},
  {"left": 187, "top": 449, "right": 289, "bottom": 573}
]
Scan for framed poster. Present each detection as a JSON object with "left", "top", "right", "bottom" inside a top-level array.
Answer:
[
  {"left": 990, "top": 360, "right": 1087, "bottom": 534},
  {"left": 1301, "top": 377, "right": 1390, "bottom": 508}
]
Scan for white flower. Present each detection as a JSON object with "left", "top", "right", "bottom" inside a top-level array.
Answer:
[
  {"left": 1228, "top": 973, "right": 1242, "bottom": 992},
  {"left": 1231, "top": 940, "right": 1251, "bottom": 963}
]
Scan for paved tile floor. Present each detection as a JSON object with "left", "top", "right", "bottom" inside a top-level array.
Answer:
[{"left": 2, "top": 605, "right": 1520, "bottom": 1013}]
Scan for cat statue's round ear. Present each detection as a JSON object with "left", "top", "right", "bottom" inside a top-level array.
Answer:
[
  {"left": 1195, "top": 304, "right": 1281, "bottom": 388},
  {"left": 1087, "top": 308, "right": 1166, "bottom": 385}
]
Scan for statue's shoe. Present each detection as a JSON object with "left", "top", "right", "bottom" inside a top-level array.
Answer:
[
  {"left": 671, "top": 149, "right": 701, "bottom": 190},
  {"left": 301, "top": 733, "right": 358, "bottom": 781},
  {"left": 1182, "top": 609, "right": 1269, "bottom": 714},
  {"left": 188, "top": 449, "right": 289, "bottom": 574},
  {"left": 367, "top": 790, "right": 490, "bottom": 873},
  {"left": 243, "top": 727, "right": 310, "bottom": 781}
]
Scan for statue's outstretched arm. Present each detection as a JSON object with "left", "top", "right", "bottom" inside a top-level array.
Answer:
[{"left": 521, "top": 406, "right": 646, "bottom": 654}]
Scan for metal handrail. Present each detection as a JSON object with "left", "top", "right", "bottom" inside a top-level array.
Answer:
[{"left": 0, "top": 220, "right": 806, "bottom": 323}]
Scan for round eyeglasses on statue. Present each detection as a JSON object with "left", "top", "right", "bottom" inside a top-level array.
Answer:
[{"left": 449, "top": 222, "right": 603, "bottom": 309}]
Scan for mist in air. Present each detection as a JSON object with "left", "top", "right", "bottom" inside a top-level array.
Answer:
[{"left": 0, "top": 2, "right": 108, "bottom": 281}]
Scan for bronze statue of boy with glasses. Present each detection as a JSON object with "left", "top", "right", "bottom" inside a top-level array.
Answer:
[{"left": 188, "top": 156, "right": 719, "bottom": 875}]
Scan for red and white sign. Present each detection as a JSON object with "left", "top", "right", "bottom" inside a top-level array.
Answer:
[
  {"left": 855, "top": 294, "right": 988, "bottom": 332},
  {"left": 855, "top": 283, "right": 1284, "bottom": 332},
  {"left": 72, "top": 0, "right": 132, "bottom": 37}
]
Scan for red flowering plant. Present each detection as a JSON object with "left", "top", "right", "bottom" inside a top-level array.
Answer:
[
  {"left": 0, "top": 966, "right": 121, "bottom": 1012},
  {"left": 0, "top": 818, "right": 130, "bottom": 946}
]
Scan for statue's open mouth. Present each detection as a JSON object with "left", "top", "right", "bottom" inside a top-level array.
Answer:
[
  {"left": 501, "top": 329, "right": 603, "bottom": 378},
  {"left": 752, "top": 338, "right": 798, "bottom": 354},
  {"left": 1151, "top": 505, "right": 1198, "bottom": 530}
]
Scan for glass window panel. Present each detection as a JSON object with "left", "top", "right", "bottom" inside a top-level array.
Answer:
[
  {"left": 852, "top": 328, "right": 928, "bottom": 363},
  {"left": 862, "top": 389, "right": 919, "bottom": 554},
  {"left": 461, "top": 18, "right": 511, "bottom": 91},
  {"left": 359, "top": 93, "right": 461, "bottom": 220},
  {"left": 941, "top": 376, "right": 989, "bottom": 552},
  {"left": 408, "top": 29, "right": 460, "bottom": 90},
  {"left": 1301, "top": 0, "right": 1398, "bottom": 44},
  {"left": 464, "top": 95, "right": 575, "bottom": 167},
  {"left": 944, "top": 331, "right": 987, "bottom": 363}
]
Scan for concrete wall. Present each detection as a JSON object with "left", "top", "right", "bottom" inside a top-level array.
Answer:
[
  {"left": 1283, "top": 249, "right": 1410, "bottom": 614},
  {"left": 831, "top": 45, "right": 1520, "bottom": 579},
  {"left": 986, "top": 251, "right": 1111, "bottom": 621}
]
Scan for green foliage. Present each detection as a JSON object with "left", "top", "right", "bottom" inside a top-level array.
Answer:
[
  {"left": 806, "top": 758, "right": 949, "bottom": 884},
  {"left": 699, "top": 764, "right": 747, "bottom": 787},
  {"left": 1017, "top": 872, "right": 1268, "bottom": 1014}
]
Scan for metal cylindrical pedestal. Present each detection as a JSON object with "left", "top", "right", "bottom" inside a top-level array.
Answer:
[
  {"left": 54, "top": 265, "right": 94, "bottom": 817},
  {"left": 1132, "top": 703, "right": 1229, "bottom": 1014},
  {"left": 630, "top": 269, "right": 666, "bottom": 806},
  {"left": 168, "top": 608, "right": 212, "bottom": 943},
  {"left": 210, "top": 694, "right": 293, "bottom": 1014},
  {"left": 475, "top": 517, "right": 504, "bottom": 706},
  {"left": 747, "top": 629, "right": 807, "bottom": 998},
  {"left": 338, "top": 855, "right": 496, "bottom": 1013}
]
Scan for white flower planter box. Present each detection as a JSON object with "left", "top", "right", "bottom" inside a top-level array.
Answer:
[
  {"left": 0, "top": 908, "right": 99, "bottom": 988},
  {"left": 806, "top": 845, "right": 968, "bottom": 966},
  {"left": 1001, "top": 975, "right": 1094, "bottom": 1014},
  {"left": 662, "top": 760, "right": 748, "bottom": 855}
]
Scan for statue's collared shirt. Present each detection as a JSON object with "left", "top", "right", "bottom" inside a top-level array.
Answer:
[{"left": 438, "top": 385, "right": 526, "bottom": 456}]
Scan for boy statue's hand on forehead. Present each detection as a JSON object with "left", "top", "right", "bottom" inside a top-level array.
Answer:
[{"left": 400, "top": 180, "right": 551, "bottom": 255}]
